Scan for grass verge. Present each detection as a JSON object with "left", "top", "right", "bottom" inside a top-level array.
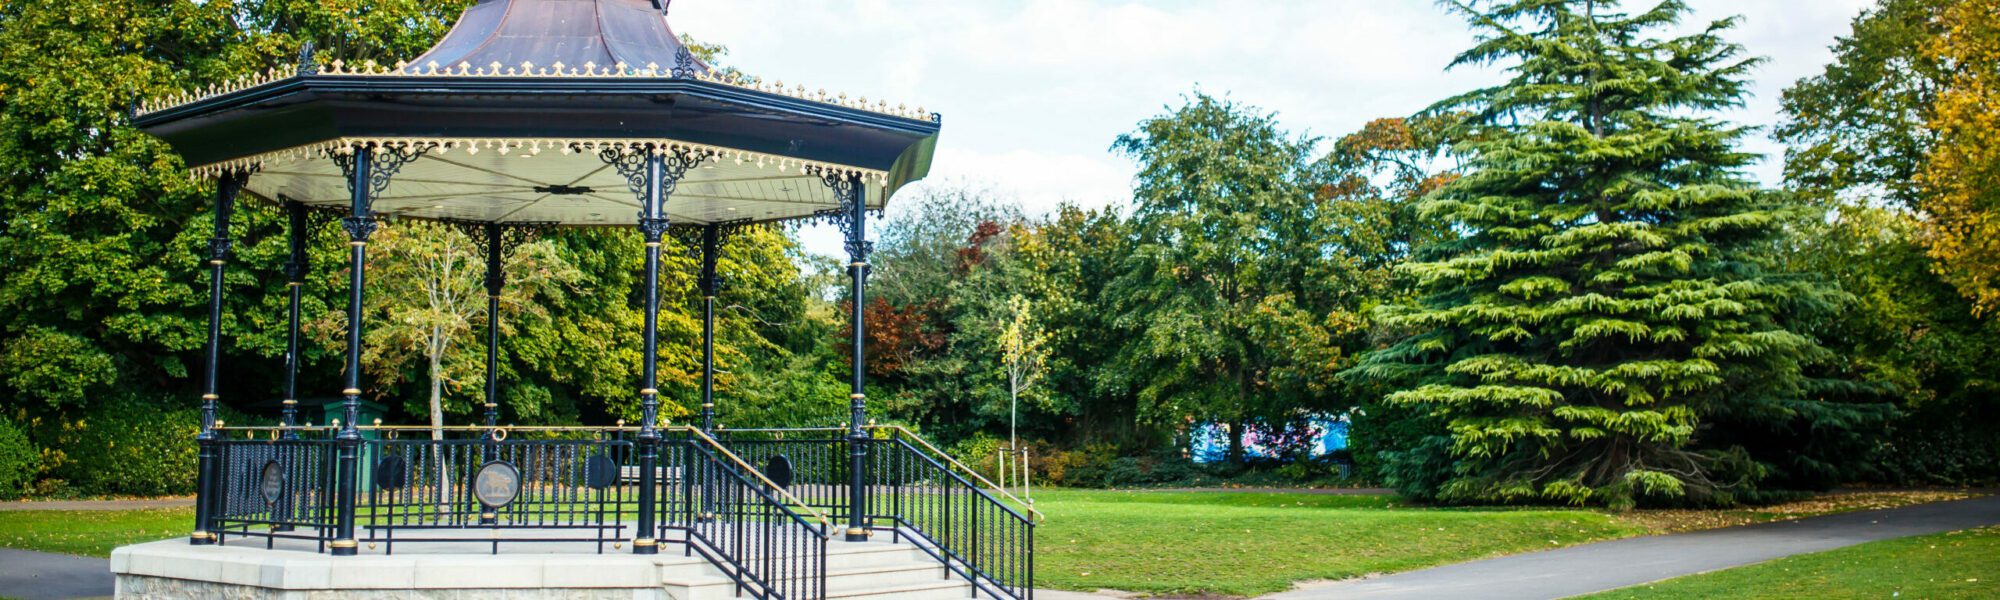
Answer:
[
  {"left": 0, "top": 507, "right": 190, "bottom": 557},
  {"left": 1577, "top": 526, "right": 2000, "bottom": 599}
]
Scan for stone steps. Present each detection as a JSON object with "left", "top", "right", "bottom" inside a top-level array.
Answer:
[{"left": 663, "top": 540, "right": 975, "bottom": 600}]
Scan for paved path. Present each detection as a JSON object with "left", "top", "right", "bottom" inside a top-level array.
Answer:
[
  {"left": 0, "top": 498, "right": 192, "bottom": 512},
  {"left": 1264, "top": 494, "right": 2000, "bottom": 600},
  {"left": 0, "top": 549, "right": 112, "bottom": 600}
]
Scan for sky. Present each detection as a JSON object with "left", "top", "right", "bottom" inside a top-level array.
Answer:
[{"left": 667, "top": 0, "right": 1876, "bottom": 257}]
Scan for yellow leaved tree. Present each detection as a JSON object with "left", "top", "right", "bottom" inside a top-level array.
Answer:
[{"left": 1919, "top": 0, "right": 2000, "bottom": 315}]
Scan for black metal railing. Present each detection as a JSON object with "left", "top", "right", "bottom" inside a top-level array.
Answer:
[
  {"left": 209, "top": 428, "right": 341, "bottom": 550},
  {"left": 718, "top": 427, "right": 1040, "bottom": 600},
  {"left": 198, "top": 425, "right": 831, "bottom": 600},
  {"left": 675, "top": 431, "right": 830, "bottom": 600},
  {"left": 357, "top": 431, "right": 637, "bottom": 554}
]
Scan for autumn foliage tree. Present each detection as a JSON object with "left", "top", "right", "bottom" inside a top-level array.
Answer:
[{"left": 1917, "top": 0, "right": 2000, "bottom": 315}]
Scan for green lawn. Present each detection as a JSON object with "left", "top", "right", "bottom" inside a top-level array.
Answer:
[
  {"left": 1578, "top": 526, "right": 2000, "bottom": 600},
  {"left": 3, "top": 491, "right": 1640, "bottom": 596},
  {"left": 1032, "top": 489, "right": 1643, "bottom": 596},
  {"left": 12, "top": 491, "right": 1969, "bottom": 598},
  {"left": 0, "top": 507, "right": 191, "bottom": 557}
]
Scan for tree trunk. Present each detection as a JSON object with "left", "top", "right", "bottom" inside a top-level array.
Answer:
[
  {"left": 429, "top": 347, "right": 445, "bottom": 441},
  {"left": 428, "top": 341, "right": 450, "bottom": 518}
]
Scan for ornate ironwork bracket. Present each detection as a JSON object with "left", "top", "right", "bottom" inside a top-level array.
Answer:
[
  {"left": 812, "top": 167, "right": 872, "bottom": 262},
  {"left": 667, "top": 220, "right": 758, "bottom": 295},
  {"left": 205, "top": 168, "right": 253, "bottom": 266},
  {"left": 450, "top": 220, "right": 558, "bottom": 292},
  {"left": 332, "top": 142, "right": 427, "bottom": 201},
  {"left": 597, "top": 144, "right": 706, "bottom": 239},
  {"left": 339, "top": 214, "right": 378, "bottom": 243}
]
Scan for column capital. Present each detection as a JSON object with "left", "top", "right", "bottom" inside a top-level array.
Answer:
[{"left": 340, "top": 215, "right": 379, "bottom": 243}]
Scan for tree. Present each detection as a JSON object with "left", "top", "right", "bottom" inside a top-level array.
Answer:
[
  {"left": 1776, "top": 0, "right": 2000, "bottom": 485},
  {"left": 998, "top": 295, "right": 1049, "bottom": 451},
  {"left": 1005, "top": 205, "right": 1148, "bottom": 448},
  {"left": 1110, "top": 93, "right": 1351, "bottom": 464},
  {"left": 1917, "top": 0, "right": 2000, "bottom": 315},
  {"left": 865, "top": 186, "right": 1022, "bottom": 439},
  {"left": 1348, "top": 0, "right": 1870, "bottom": 507},
  {"left": 0, "top": 0, "right": 441, "bottom": 418},
  {"left": 1323, "top": 114, "right": 1468, "bottom": 484},
  {"left": 1776, "top": 0, "right": 1952, "bottom": 210},
  {"left": 320, "top": 221, "right": 574, "bottom": 438}
]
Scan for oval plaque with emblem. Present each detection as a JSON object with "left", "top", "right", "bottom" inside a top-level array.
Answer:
[
  {"left": 584, "top": 454, "right": 618, "bottom": 490},
  {"left": 374, "top": 455, "right": 408, "bottom": 491},
  {"left": 764, "top": 454, "right": 794, "bottom": 489},
  {"left": 258, "top": 460, "right": 285, "bottom": 505},
  {"left": 472, "top": 461, "right": 522, "bottom": 509}
]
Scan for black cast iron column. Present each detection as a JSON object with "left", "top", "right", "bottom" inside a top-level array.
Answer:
[
  {"left": 273, "top": 199, "right": 309, "bottom": 533},
  {"left": 328, "top": 142, "right": 417, "bottom": 556},
  {"left": 836, "top": 173, "right": 872, "bottom": 542},
  {"left": 480, "top": 222, "right": 503, "bottom": 525},
  {"left": 331, "top": 145, "right": 376, "bottom": 556},
  {"left": 483, "top": 221, "right": 504, "bottom": 430},
  {"left": 634, "top": 149, "right": 669, "bottom": 555},
  {"left": 280, "top": 201, "right": 309, "bottom": 439},
  {"left": 598, "top": 143, "right": 697, "bottom": 553},
  {"left": 698, "top": 223, "right": 719, "bottom": 432},
  {"left": 191, "top": 169, "right": 244, "bottom": 546}
]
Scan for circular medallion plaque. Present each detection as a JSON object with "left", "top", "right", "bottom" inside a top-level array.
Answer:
[
  {"left": 374, "top": 455, "right": 408, "bottom": 491},
  {"left": 764, "top": 454, "right": 795, "bottom": 489},
  {"left": 473, "top": 461, "right": 522, "bottom": 508},
  {"left": 258, "top": 460, "right": 285, "bottom": 505},
  {"left": 584, "top": 454, "right": 618, "bottom": 490}
]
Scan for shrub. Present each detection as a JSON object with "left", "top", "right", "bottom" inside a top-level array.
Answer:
[
  {"left": 946, "top": 433, "right": 1007, "bottom": 482},
  {"left": 0, "top": 415, "right": 38, "bottom": 499},
  {"left": 52, "top": 396, "right": 250, "bottom": 496}
]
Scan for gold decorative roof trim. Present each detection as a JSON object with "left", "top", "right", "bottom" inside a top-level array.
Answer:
[
  {"left": 139, "top": 59, "right": 936, "bottom": 123},
  {"left": 184, "top": 136, "right": 891, "bottom": 186}
]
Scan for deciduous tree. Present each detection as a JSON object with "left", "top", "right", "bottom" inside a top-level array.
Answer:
[{"left": 1917, "top": 0, "right": 2000, "bottom": 314}]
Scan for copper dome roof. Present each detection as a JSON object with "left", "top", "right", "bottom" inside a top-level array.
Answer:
[{"left": 410, "top": 0, "right": 711, "bottom": 75}]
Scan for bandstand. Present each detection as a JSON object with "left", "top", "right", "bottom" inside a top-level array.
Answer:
[{"left": 114, "top": 1, "right": 1037, "bottom": 598}]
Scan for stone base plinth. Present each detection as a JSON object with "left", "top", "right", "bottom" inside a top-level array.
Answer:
[
  {"left": 110, "top": 527, "right": 972, "bottom": 600},
  {"left": 111, "top": 537, "right": 689, "bottom": 600}
]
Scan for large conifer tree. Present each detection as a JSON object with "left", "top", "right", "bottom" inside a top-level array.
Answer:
[{"left": 1351, "top": 0, "right": 1855, "bottom": 507}]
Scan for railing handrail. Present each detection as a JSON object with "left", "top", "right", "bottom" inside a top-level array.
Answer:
[
  {"left": 676, "top": 426, "right": 835, "bottom": 535},
  {"left": 215, "top": 424, "right": 632, "bottom": 434},
  {"left": 722, "top": 425, "right": 1045, "bottom": 524},
  {"left": 889, "top": 438, "right": 1038, "bottom": 527},
  {"left": 873, "top": 425, "right": 1043, "bottom": 524}
]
